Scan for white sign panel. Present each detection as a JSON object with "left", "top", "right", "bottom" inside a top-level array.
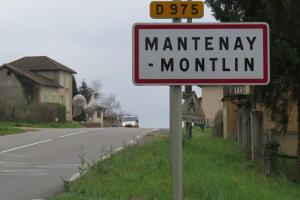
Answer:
[{"left": 133, "top": 23, "right": 269, "bottom": 85}]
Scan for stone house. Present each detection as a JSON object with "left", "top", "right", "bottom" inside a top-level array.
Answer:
[{"left": 0, "top": 56, "right": 76, "bottom": 121}]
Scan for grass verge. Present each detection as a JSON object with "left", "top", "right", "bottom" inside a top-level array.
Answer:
[
  {"left": 0, "top": 121, "right": 81, "bottom": 136},
  {"left": 0, "top": 121, "right": 81, "bottom": 129},
  {"left": 0, "top": 123, "right": 26, "bottom": 136},
  {"left": 51, "top": 128, "right": 300, "bottom": 200}
]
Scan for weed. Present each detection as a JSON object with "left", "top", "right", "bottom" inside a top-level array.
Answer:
[
  {"left": 60, "top": 177, "right": 70, "bottom": 193},
  {"left": 78, "top": 146, "right": 87, "bottom": 176}
]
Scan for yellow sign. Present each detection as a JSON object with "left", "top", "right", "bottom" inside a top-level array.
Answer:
[{"left": 150, "top": 1, "right": 204, "bottom": 19}]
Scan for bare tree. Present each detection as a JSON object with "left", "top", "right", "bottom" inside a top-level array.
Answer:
[
  {"left": 90, "top": 79, "right": 124, "bottom": 116},
  {"left": 90, "top": 79, "right": 104, "bottom": 101},
  {"left": 102, "top": 93, "right": 123, "bottom": 116}
]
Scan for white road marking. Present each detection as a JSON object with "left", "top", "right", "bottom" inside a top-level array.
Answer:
[
  {"left": 69, "top": 172, "right": 81, "bottom": 182},
  {"left": 0, "top": 173, "right": 48, "bottom": 176},
  {"left": 3, "top": 169, "right": 45, "bottom": 173},
  {"left": 0, "top": 162, "right": 28, "bottom": 166},
  {"left": 114, "top": 146, "right": 124, "bottom": 152},
  {"left": 0, "top": 139, "right": 52, "bottom": 154},
  {"left": 1, "top": 169, "right": 47, "bottom": 176},
  {"left": 68, "top": 154, "right": 111, "bottom": 182},
  {"left": 136, "top": 135, "right": 142, "bottom": 139},
  {"left": 0, "top": 153, "right": 28, "bottom": 157},
  {"left": 83, "top": 128, "right": 105, "bottom": 131},
  {"left": 36, "top": 164, "right": 81, "bottom": 169},
  {"left": 60, "top": 131, "right": 87, "bottom": 138},
  {"left": 141, "top": 129, "right": 159, "bottom": 136},
  {"left": 129, "top": 140, "right": 135, "bottom": 145}
]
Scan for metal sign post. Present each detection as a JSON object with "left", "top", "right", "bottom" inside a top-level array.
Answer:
[
  {"left": 170, "top": 85, "right": 182, "bottom": 200},
  {"left": 185, "top": 1, "right": 193, "bottom": 138},
  {"left": 170, "top": 1, "right": 182, "bottom": 198}
]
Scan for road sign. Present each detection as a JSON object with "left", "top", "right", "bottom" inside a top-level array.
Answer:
[
  {"left": 150, "top": 1, "right": 204, "bottom": 19},
  {"left": 132, "top": 23, "right": 269, "bottom": 85},
  {"left": 182, "top": 91, "right": 205, "bottom": 124}
]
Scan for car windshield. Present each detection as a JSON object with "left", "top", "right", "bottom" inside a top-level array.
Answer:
[{"left": 122, "top": 117, "right": 137, "bottom": 122}]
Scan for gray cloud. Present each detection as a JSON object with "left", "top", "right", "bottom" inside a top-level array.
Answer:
[{"left": 0, "top": 0, "right": 215, "bottom": 128}]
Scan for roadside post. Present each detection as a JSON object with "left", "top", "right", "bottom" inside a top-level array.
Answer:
[
  {"left": 185, "top": 0, "right": 193, "bottom": 138},
  {"left": 170, "top": 5, "right": 182, "bottom": 200},
  {"left": 170, "top": 1, "right": 183, "bottom": 199},
  {"left": 132, "top": 1, "right": 269, "bottom": 200},
  {"left": 170, "top": 6, "right": 182, "bottom": 165}
]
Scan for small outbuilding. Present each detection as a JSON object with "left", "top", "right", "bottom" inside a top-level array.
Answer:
[{"left": 86, "top": 105, "right": 106, "bottom": 126}]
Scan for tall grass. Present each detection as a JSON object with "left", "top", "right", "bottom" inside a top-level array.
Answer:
[{"left": 52, "top": 128, "right": 300, "bottom": 200}]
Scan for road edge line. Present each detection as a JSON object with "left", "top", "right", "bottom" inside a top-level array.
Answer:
[{"left": 67, "top": 129, "right": 160, "bottom": 183}]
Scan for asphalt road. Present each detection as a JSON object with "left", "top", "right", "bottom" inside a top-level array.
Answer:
[{"left": 0, "top": 127, "right": 157, "bottom": 200}]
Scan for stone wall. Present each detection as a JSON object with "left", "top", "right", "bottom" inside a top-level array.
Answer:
[
  {"left": 0, "top": 68, "right": 26, "bottom": 107},
  {"left": 201, "top": 86, "right": 224, "bottom": 127},
  {"left": 223, "top": 97, "right": 238, "bottom": 138},
  {"left": 39, "top": 85, "right": 73, "bottom": 121}
]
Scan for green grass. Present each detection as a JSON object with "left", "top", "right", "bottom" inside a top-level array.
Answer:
[
  {"left": 277, "top": 156, "right": 297, "bottom": 179},
  {"left": 0, "top": 121, "right": 81, "bottom": 137},
  {"left": 14, "top": 121, "right": 82, "bottom": 128},
  {"left": 51, "top": 128, "right": 300, "bottom": 200},
  {"left": 0, "top": 122, "right": 26, "bottom": 136},
  {"left": 0, "top": 121, "right": 81, "bottom": 129}
]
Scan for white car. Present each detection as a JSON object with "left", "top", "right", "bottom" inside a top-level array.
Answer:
[{"left": 121, "top": 116, "right": 139, "bottom": 128}]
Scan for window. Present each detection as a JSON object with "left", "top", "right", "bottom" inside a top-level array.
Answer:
[
  {"left": 97, "top": 111, "right": 101, "bottom": 118},
  {"left": 6, "top": 71, "right": 11, "bottom": 76}
]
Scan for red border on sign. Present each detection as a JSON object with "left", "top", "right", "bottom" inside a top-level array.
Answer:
[{"left": 133, "top": 23, "right": 269, "bottom": 85}]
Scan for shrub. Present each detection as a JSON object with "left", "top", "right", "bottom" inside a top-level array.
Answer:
[
  {"left": 0, "top": 100, "right": 6, "bottom": 120},
  {"left": 33, "top": 103, "right": 57, "bottom": 122},
  {"left": 57, "top": 104, "right": 66, "bottom": 122},
  {"left": 18, "top": 103, "right": 66, "bottom": 122},
  {"left": 0, "top": 102, "right": 67, "bottom": 122},
  {"left": 213, "top": 110, "right": 223, "bottom": 137}
]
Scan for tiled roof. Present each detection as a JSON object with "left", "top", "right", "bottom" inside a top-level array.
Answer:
[
  {"left": 9, "top": 56, "right": 76, "bottom": 74},
  {"left": 1, "top": 64, "right": 63, "bottom": 88}
]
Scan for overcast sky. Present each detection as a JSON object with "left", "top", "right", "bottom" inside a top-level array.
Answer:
[{"left": 0, "top": 0, "right": 216, "bottom": 128}]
